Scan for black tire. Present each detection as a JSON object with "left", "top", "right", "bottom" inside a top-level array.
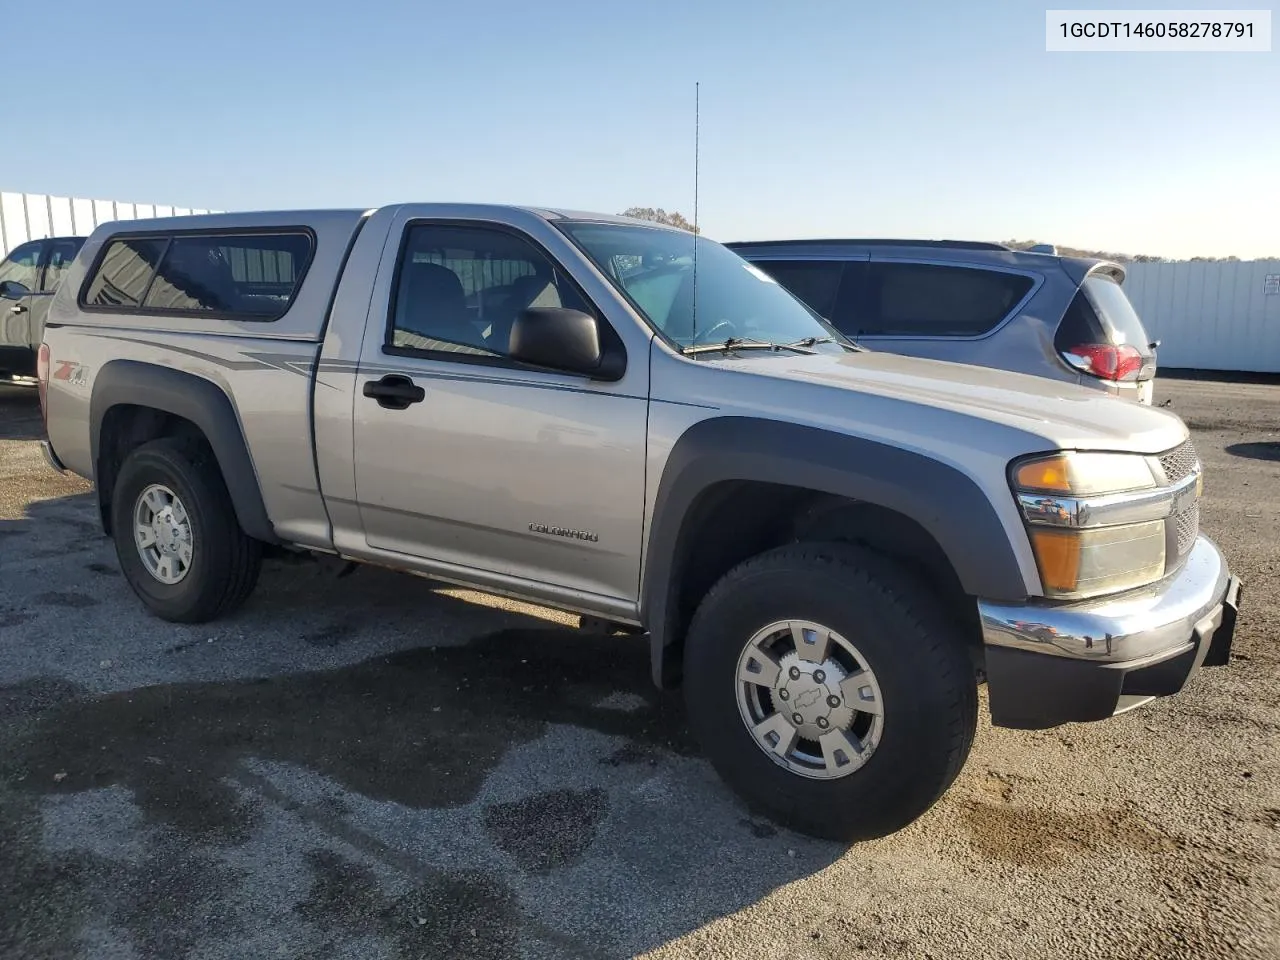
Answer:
[
  {"left": 111, "top": 437, "right": 262, "bottom": 623},
  {"left": 682, "top": 542, "right": 977, "bottom": 842}
]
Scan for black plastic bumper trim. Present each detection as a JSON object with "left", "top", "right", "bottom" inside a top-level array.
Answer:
[{"left": 986, "top": 575, "right": 1240, "bottom": 730}]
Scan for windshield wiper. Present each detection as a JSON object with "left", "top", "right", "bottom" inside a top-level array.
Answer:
[
  {"left": 786, "top": 336, "right": 863, "bottom": 352},
  {"left": 682, "top": 337, "right": 816, "bottom": 356}
]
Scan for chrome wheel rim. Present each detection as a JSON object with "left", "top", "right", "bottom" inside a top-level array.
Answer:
[
  {"left": 133, "top": 483, "right": 193, "bottom": 585},
  {"left": 735, "top": 619, "right": 884, "bottom": 780}
]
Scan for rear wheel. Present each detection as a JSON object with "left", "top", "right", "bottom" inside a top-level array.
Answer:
[
  {"left": 111, "top": 437, "right": 261, "bottom": 623},
  {"left": 682, "top": 542, "right": 977, "bottom": 841}
]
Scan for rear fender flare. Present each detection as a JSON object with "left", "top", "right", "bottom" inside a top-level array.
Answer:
[{"left": 89, "top": 359, "right": 276, "bottom": 543}]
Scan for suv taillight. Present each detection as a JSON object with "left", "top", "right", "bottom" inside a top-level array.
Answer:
[
  {"left": 1062, "top": 342, "right": 1144, "bottom": 382},
  {"left": 36, "top": 342, "right": 51, "bottom": 429}
]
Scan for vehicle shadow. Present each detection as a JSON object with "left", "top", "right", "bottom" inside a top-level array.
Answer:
[
  {"left": 0, "top": 382, "right": 42, "bottom": 441},
  {"left": 1, "top": 489, "right": 847, "bottom": 959},
  {"left": 1225, "top": 441, "right": 1280, "bottom": 462}
]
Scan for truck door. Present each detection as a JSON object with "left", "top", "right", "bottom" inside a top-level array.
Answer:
[
  {"left": 348, "top": 213, "right": 650, "bottom": 610},
  {"left": 0, "top": 239, "right": 44, "bottom": 377}
]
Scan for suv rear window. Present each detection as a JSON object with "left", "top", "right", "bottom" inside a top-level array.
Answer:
[
  {"left": 749, "top": 259, "right": 846, "bottom": 319},
  {"left": 1054, "top": 274, "right": 1152, "bottom": 354},
  {"left": 82, "top": 231, "right": 313, "bottom": 319},
  {"left": 858, "top": 262, "right": 1034, "bottom": 337}
]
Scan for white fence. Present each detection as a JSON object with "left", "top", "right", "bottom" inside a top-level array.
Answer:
[
  {"left": 1123, "top": 260, "right": 1280, "bottom": 374},
  {"left": 5, "top": 191, "right": 1277, "bottom": 374},
  {"left": 0, "top": 191, "right": 214, "bottom": 258}
]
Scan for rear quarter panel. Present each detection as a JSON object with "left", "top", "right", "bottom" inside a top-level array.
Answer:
[{"left": 45, "top": 329, "right": 328, "bottom": 545}]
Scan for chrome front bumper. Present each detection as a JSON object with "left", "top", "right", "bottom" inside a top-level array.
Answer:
[{"left": 978, "top": 536, "right": 1240, "bottom": 729}]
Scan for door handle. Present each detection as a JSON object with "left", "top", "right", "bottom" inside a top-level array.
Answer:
[
  {"left": 9, "top": 304, "right": 25, "bottom": 314},
  {"left": 362, "top": 374, "right": 425, "bottom": 410}
]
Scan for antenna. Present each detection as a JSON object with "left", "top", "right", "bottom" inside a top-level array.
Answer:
[
  {"left": 691, "top": 81, "right": 700, "bottom": 341},
  {"left": 693, "top": 81, "right": 700, "bottom": 234}
]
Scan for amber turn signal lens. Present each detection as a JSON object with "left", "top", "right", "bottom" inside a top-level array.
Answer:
[
  {"left": 1014, "top": 456, "right": 1072, "bottom": 493},
  {"left": 1028, "top": 528, "right": 1081, "bottom": 593}
]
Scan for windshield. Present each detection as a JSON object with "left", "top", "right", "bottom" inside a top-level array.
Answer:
[{"left": 557, "top": 222, "right": 847, "bottom": 350}]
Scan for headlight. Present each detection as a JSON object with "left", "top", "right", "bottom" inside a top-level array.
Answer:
[
  {"left": 1011, "top": 451, "right": 1173, "bottom": 599},
  {"left": 1013, "top": 452, "right": 1156, "bottom": 496}
]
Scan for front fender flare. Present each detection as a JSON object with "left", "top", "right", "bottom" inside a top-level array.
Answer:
[{"left": 640, "top": 416, "right": 1030, "bottom": 684}]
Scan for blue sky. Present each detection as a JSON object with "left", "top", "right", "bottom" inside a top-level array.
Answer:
[{"left": 4, "top": 0, "right": 1276, "bottom": 258}]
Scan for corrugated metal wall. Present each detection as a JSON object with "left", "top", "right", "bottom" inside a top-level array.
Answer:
[
  {"left": 0, "top": 191, "right": 214, "bottom": 258},
  {"left": 1120, "top": 261, "right": 1280, "bottom": 373}
]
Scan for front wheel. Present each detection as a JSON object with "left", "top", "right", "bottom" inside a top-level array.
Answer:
[{"left": 682, "top": 543, "right": 977, "bottom": 841}]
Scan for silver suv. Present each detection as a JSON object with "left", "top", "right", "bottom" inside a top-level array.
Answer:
[{"left": 726, "top": 239, "right": 1159, "bottom": 403}]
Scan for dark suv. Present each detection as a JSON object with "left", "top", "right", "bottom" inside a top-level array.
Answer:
[
  {"left": 0, "top": 235, "right": 86, "bottom": 380},
  {"left": 727, "top": 239, "right": 1158, "bottom": 404}
]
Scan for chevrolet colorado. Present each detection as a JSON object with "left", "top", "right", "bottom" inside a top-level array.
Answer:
[{"left": 37, "top": 205, "right": 1241, "bottom": 840}]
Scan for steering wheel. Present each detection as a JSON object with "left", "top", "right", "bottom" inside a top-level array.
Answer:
[{"left": 694, "top": 319, "right": 737, "bottom": 344}]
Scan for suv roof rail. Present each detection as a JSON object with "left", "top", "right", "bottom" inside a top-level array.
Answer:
[{"left": 726, "top": 238, "right": 1014, "bottom": 252}]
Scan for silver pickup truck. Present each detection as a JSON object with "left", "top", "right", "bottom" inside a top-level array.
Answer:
[{"left": 37, "top": 205, "right": 1242, "bottom": 841}]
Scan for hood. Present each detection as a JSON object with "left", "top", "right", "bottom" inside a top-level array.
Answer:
[{"left": 715, "top": 349, "right": 1187, "bottom": 454}]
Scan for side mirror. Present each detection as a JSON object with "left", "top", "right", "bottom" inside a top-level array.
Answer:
[
  {"left": 0, "top": 280, "right": 30, "bottom": 300},
  {"left": 509, "top": 307, "right": 624, "bottom": 380}
]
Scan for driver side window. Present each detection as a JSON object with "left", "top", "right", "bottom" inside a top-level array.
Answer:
[{"left": 388, "top": 224, "right": 590, "bottom": 359}]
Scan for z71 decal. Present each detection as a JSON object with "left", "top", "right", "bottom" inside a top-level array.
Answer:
[{"left": 52, "top": 361, "right": 88, "bottom": 387}]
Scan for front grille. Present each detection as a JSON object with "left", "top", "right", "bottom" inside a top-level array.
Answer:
[
  {"left": 1158, "top": 439, "right": 1202, "bottom": 570},
  {"left": 1159, "top": 439, "right": 1200, "bottom": 484},
  {"left": 1174, "top": 502, "right": 1199, "bottom": 558}
]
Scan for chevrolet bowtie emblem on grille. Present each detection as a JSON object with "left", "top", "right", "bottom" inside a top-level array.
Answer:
[{"left": 529, "top": 523, "right": 599, "bottom": 543}]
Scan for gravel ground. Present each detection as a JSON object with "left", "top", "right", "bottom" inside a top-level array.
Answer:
[{"left": 1, "top": 377, "right": 1277, "bottom": 960}]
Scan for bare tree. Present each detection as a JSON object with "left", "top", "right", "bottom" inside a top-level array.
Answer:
[{"left": 619, "top": 207, "right": 700, "bottom": 233}]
